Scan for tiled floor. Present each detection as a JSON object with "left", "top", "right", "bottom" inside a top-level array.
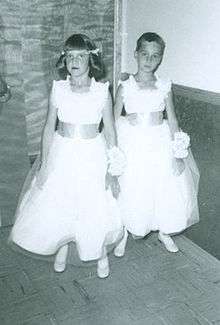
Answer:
[{"left": 1, "top": 227, "right": 220, "bottom": 325}]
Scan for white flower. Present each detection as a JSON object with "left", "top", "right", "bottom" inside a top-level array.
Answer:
[
  {"left": 89, "top": 48, "right": 100, "bottom": 55},
  {"left": 174, "top": 131, "right": 190, "bottom": 148},
  {"left": 172, "top": 131, "right": 190, "bottom": 159}
]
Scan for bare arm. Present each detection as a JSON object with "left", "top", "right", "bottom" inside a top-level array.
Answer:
[
  {"left": 40, "top": 87, "right": 58, "bottom": 167},
  {"left": 102, "top": 89, "right": 121, "bottom": 198},
  {"left": 165, "top": 89, "right": 180, "bottom": 139},
  {"left": 102, "top": 90, "right": 118, "bottom": 148},
  {"left": 114, "top": 84, "right": 124, "bottom": 120},
  {"left": 165, "top": 88, "right": 185, "bottom": 175}
]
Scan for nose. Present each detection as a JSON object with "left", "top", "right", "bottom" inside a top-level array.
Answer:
[
  {"left": 145, "top": 56, "right": 152, "bottom": 63},
  {"left": 72, "top": 56, "right": 80, "bottom": 66}
]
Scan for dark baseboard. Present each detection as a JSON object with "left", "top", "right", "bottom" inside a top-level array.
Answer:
[{"left": 173, "top": 84, "right": 220, "bottom": 106}]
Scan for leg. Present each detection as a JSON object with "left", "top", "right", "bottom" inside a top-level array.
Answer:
[
  {"left": 158, "top": 232, "right": 179, "bottom": 253},
  {"left": 97, "top": 247, "right": 109, "bottom": 279},
  {"left": 114, "top": 229, "right": 128, "bottom": 257},
  {"left": 54, "top": 244, "right": 68, "bottom": 272}
]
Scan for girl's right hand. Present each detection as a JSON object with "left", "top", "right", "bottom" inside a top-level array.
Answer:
[
  {"left": 172, "top": 158, "right": 185, "bottom": 176},
  {"left": 127, "top": 113, "right": 139, "bottom": 126}
]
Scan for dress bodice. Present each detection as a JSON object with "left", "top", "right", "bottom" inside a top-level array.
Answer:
[
  {"left": 51, "top": 77, "right": 109, "bottom": 124},
  {"left": 121, "top": 75, "right": 172, "bottom": 114}
]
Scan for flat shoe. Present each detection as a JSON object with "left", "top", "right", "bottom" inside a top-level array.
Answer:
[
  {"left": 54, "top": 261, "right": 66, "bottom": 273},
  {"left": 97, "top": 257, "right": 109, "bottom": 278},
  {"left": 158, "top": 233, "right": 179, "bottom": 253}
]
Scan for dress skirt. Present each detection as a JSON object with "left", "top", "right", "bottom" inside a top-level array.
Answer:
[
  {"left": 116, "top": 117, "right": 199, "bottom": 236},
  {"left": 9, "top": 132, "right": 123, "bottom": 261}
]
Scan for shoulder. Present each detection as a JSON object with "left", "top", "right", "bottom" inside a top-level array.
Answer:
[
  {"left": 50, "top": 79, "right": 67, "bottom": 106},
  {"left": 50, "top": 79, "right": 68, "bottom": 100},
  {"left": 94, "top": 79, "right": 109, "bottom": 90},
  {"left": 93, "top": 79, "right": 110, "bottom": 99},
  {"left": 118, "top": 75, "right": 134, "bottom": 100},
  {"left": 52, "top": 79, "right": 68, "bottom": 89},
  {"left": 119, "top": 73, "right": 132, "bottom": 86},
  {"left": 156, "top": 76, "right": 172, "bottom": 94},
  {"left": 118, "top": 75, "right": 133, "bottom": 97}
]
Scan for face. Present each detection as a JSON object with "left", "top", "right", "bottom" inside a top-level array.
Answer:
[
  {"left": 65, "top": 49, "right": 90, "bottom": 77},
  {"left": 135, "top": 41, "right": 163, "bottom": 73}
]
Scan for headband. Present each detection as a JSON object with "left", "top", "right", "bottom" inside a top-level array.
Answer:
[{"left": 61, "top": 48, "right": 100, "bottom": 56}]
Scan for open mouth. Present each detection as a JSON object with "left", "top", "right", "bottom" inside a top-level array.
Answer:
[{"left": 72, "top": 67, "right": 79, "bottom": 70}]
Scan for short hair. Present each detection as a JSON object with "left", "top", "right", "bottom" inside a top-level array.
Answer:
[
  {"left": 136, "top": 32, "right": 166, "bottom": 54},
  {"left": 56, "top": 34, "right": 105, "bottom": 80}
]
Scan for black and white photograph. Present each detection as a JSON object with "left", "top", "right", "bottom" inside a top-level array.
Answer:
[{"left": 0, "top": 0, "right": 219, "bottom": 324}]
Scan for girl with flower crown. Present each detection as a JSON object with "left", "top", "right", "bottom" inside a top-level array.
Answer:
[
  {"left": 9, "top": 34, "right": 125, "bottom": 278},
  {"left": 114, "top": 32, "right": 199, "bottom": 256}
]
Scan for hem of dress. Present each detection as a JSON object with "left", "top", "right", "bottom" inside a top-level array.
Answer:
[
  {"left": 125, "top": 219, "right": 199, "bottom": 237},
  {"left": 9, "top": 228, "right": 124, "bottom": 262}
]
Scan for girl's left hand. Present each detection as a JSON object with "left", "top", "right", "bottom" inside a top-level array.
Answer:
[
  {"left": 172, "top": 158, "right": 185, "bottom": 176},
  {"left": 105, "top": 172, "right": 120, "bottom": 199}
]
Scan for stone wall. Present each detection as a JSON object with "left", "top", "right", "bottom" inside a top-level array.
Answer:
[{"left": 0, "top": 0, "right": 29, "bottom": 225}]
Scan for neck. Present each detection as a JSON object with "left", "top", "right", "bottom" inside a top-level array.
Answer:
[
  {"left": 69, "top": 73, "right": 91, "bottom": 87},
  {"left": 135, "top": 71, "right": 156, "bottom": 82}
]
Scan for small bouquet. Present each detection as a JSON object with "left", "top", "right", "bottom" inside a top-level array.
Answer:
[
  {"left": 107, "top": 146, "right": 126, "bottom": 176},
  {"left": 172, "top": 131, "right": 190, "bottom": 159}
]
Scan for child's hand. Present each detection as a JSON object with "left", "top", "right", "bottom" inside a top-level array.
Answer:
[
  {"left": 172, "top": 158, "right": 185, "bottom": 176},
  {"left": 105, "top": 172, "right": 120, "bottom": 199},
  {"left": 127, "top": 113, "right": 139, "bottom": 126},
  {"left": 36, "top": 164, "right": 48, "bottom": 189},
  {"left": 120, "top": 72, "right": 130, "bottom": 81}
]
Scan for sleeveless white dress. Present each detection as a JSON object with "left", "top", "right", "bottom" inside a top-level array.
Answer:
[
  {"left": 116, "top": 75, "right": 199, "bottom": 236},
  {"left": 10, "top": 78, "right": 123, "bottom": 261}
]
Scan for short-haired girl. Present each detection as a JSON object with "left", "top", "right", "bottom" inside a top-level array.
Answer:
[{"left": 114, "top": 32, "right": 199, "bottom": 256}]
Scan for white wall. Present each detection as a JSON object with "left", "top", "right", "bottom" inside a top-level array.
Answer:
[{"left": 122, "top": 0, "right": 220, "bottom": 93}]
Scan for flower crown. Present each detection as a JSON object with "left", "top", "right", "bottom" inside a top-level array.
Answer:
[{"left": 61, "top": 48, "right": 100, "bottom": 56}]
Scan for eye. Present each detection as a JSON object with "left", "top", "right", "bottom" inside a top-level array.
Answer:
[
  {"left": 66, "top": 53, "right": 74, "bottom": 60},
  {"left": 79, "top": 53, "right": 88, "bottom": 60},
  {"left": 152, "top": 54, "right": 161, "bottom": 60}
]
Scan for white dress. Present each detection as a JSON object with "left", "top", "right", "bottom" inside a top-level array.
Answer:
[
  {"left": 10, "top": 78, "right": 123, "bottom": 261},
  {"left": 116, "top": 75, "right": 199, "bottom": 236}
]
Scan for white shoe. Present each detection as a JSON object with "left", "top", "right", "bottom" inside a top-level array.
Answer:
[
  {"left": 54, "top": 261, "right": 66, "bottom": 273},
  {"left": 114, "top": 230, "right": 128, "bottom": 257},
  {"left": 158, "top": 232, "right": 179, "bottom": 253},
  {"left": 97, "top": 256, "right": 110, "bottom": 278},
  {"left": 54, "top": 245, "right": 68, "bottom": 273},
  {"left": 132, "top": 234, "right": 143, "bottom": 240}
]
